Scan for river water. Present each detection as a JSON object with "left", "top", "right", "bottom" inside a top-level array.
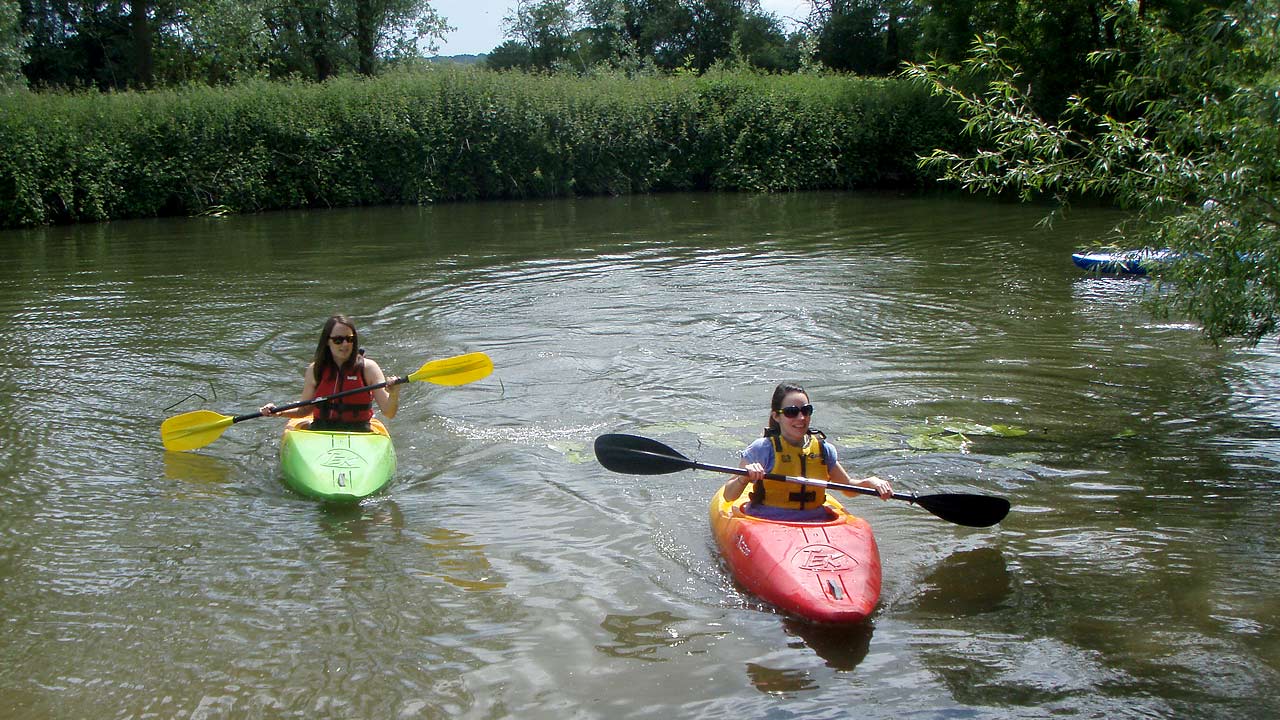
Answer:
[{"left": 1, "top": 192, "right": 1276, "bottom": 719}]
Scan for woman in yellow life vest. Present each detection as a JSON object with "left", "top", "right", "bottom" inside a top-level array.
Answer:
[{"left": 723, "top": 383, "right": 893, "bottom": 521}]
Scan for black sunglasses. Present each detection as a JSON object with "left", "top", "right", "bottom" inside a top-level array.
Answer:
[
  {"left": 778, "top": 404, "right": 814, "bottom": 418},
  {"left": 329, "top": 335, "right": 356, "bottom": 345}
]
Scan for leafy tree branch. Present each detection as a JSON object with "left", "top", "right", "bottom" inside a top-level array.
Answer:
[{"left": 906, "top": 1, "right": 1280, "bottom": 344}]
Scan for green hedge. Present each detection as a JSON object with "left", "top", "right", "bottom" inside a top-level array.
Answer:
[{"left": 0, "top": 68, "right": 962, "bottom": 228}]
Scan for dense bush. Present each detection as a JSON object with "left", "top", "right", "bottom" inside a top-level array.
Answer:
[{"left": 0, "top": 68, "right": 962, "bottom": 228}]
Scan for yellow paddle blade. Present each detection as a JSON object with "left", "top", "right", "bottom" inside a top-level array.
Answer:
[
  {"left": 160, "top": 410, "right": 235, "bottom": 452},
  {"left": 407, "top": 352, "right": 494, "bottom": 386}
]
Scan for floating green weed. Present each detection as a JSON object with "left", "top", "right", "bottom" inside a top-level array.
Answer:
[
  {"left": 548, "top": 441, "right": 590, "bottom": 464},
  {"left": 835, "top": 432, "right": 895, "bottom": 448},
  {"left": 901, "top": 416, "right": 1031, "bottom": 454},
  {"left": 635, "top": 420, "right": 749, "bottom": 451},
  {"left": 989, "top": 424, "right": 1030, "bottom": 438},
  {"left": 907, "top": 433, "right": 970, "bottom": 452}
]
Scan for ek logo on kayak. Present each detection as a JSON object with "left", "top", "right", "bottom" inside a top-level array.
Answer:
[
  {"left": 795, "top": 545, "right": 851, "bottom": 572},
  {"left": 318, "top": 449, "right": 363, "bottom": 469}
]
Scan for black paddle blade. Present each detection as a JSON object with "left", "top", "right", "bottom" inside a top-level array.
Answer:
[
  {"left": 914, "top": 493, "right": 1011, "bottom": 528},
  {"left": 594, "top": 434, "right": 696, "bottom": 476}
]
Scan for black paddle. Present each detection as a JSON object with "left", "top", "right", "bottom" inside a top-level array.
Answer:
[{"left": 593, "top": 433, "right": 1011, "bottom": 528}]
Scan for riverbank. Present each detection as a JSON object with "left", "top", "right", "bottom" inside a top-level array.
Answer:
[{"left": 0, "top": 67, "right": 961, "bottom": 228}]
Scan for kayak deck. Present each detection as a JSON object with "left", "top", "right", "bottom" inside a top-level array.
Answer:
[
  {"left": 1071, "top": 249, "right": 1175, "bottom": 275},
  {"left": 280, "top": 417, "right": 395, "bottom": 503},
  {"left": 710, "top": 487, "right": 881, "bottom": 625}
]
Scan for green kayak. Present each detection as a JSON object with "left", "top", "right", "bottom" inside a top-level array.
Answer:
[{"left": 280, "top": 417, "right": 396, "bottom": 502}]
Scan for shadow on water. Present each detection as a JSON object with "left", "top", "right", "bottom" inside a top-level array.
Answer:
[
  {"left": 739, "top": 621, "right": 873, "bottom": 695},
  {"left": 313, "top": 498, "right": 406, "bottom": 538},
  {"left": 906, "top": 547, "right": 1012, "bottom": 618}
]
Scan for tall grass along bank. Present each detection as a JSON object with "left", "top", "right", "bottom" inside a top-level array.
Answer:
[{"left": 0, "top": 69, "right": 961, "bottom": 228}]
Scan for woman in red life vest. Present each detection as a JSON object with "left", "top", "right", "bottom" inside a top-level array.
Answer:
[
  {"left": 722, "top": 382, "right": 893, "bottom": 521},
  {"left": 260, "top": 315, "right": 400, "bottom": 432}
]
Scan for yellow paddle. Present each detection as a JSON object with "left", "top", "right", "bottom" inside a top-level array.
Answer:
[{"left": 161, "top": 351, "right": 494, "bottom": 452}]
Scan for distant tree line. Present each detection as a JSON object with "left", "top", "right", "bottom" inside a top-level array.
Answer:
[
  {"left": 487, "top": 1, "right": 1218, "bottom": 112},
  {"left": 0, "top": 1, "right": 1220, "bottom": 103},
  {"left": 2, "top": 0, "right": 451, "bottom": 89}
]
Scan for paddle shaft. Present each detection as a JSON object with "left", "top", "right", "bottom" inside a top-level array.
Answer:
[
  {"left": 592, "top": 434, "right": 1010, "bottom": 527},
  {"left": 629, "top": 449, "right": 916, "bottom": 503},
  {"left": 234, "top": 377, "right": 407, "bottom": 423}
]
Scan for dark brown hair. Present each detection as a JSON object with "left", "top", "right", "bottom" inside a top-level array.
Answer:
[
  {"left": 311, "top": 314, "right": 360, "bottom": 377},
  {"left": 764, "top": 382, "right": 808, "bottom": 437}
]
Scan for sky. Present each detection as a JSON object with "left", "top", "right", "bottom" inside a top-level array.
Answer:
[{"left": 429, "top": 1, "right": 811, "bottom": 56}]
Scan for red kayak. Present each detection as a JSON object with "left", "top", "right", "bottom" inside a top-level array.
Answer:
[{"left": 710, "top": 487, "right": 882, "bottom": 624}]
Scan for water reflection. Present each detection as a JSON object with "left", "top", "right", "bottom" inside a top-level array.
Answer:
[
  {"left": 163, "top": 450, "right": 232, "bottom": 486},
  {"left": 782, "top": 619, "right": 875, "bottom": 672},
  {"left": 313, "top": 498, "right": 406, "bottom": 536},
  {"left": 596, "top": 611, "right": 726, "bottom": 661},
  {"left": 422, "top": 526, "right": 506, "bottom": 592},
  {"left": 744, "top": 662, "right": 820, "bottom": 694}
]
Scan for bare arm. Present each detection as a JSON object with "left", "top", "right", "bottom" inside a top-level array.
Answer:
[
  {"left": 830, "top": 462, "right": 893, "bottom": 500},
  {"left": 724, "top": 459, "right": 764, "bottom": 501},
  {"left": 260, "top": 364, "right": 319, "bottom": 419},
  {"left": 363, "top": 358, "right": 400, "bottom": 419}
]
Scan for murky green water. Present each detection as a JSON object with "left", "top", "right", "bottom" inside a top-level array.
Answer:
[{"left": 1, "top": 192, "right": 1276, "bottom": 718}]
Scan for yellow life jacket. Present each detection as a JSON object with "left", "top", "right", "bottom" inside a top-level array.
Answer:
[{"left": 750, "top": 432, "right": 830, "bottom": 510}]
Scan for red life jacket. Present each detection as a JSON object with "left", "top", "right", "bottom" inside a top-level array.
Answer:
[{"left": 313, "top": 357, "right": 374, "bottom": 424}]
